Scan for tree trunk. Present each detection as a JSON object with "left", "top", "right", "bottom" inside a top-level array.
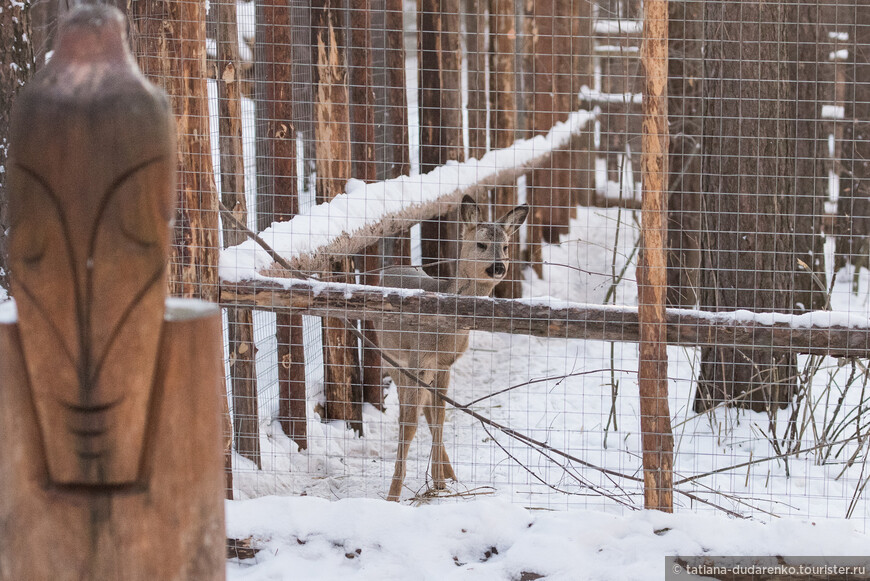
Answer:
[
  {"left": 696, "top": 0, "right": 799, "bottom": 413},
  {"left": 666, "top": 0, "right": 702, "bottom": 307},
  {"left": 490, "top": 0, "right": 520, "bottom": 298},
  {"left": 793, "top": 0, "right": 829, "bottom": 312},
  {"left": 523, "top": 0, "right": 573, "bottom": 275},
  {"left": 382, "top": 0, "right": 411, "bottom": 268},
  {"left": 543, "top": 0, "right": 574, "bottom": 243},
  {"left": 0, "top": 0, "right": 34, "bottom": 294},
  {"left": 130, "top": 0, "right": 221, "bottom": 303},
  {"left": 570, "top": 0, "right": 595, "bottom": 210},
  {"left": 254, "top": 0, "right": 273, "bottom": 232},
  {"left": 419, "top": 0, "right": 463, "bottom": 279},
  {"left": 217, "top": 0, "right": 260, "bottom": 469},
  {"left": 518, "top": 0, "right": 534, "bottom": 140},
  {"left": 349, "top": 0, "right": 384, "bottom": 409},
  {"left": 836, "top": 5, "right": 870, "bottom": 270},
  {"left": 547, "top": 0, "right": 574, "bottom": 240},
  {"left": 313, "top": 0, "right": 363, "bottom": 434},
  {"left": 463, "top": 0, "right": 488, "bottom": 162},
  {"left": 260, "top": 0, "right": 308, "bottom": 450},
  {"left": 599, "top": 0, "right": 643, "bottom": 189}
]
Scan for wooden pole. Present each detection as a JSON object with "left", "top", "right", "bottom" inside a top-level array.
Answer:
[
  {"left": 2, "top": 7, "right": 225, "bottom": 576},
  {"left": 418, "top": 0, "right": 464, "bottom": 279},
  {"left": 313, "top": 0, "right": 363, "bottom": 433},
  {"left": 638, "top": 0, "right": 673, "bottom": 512},
  {"left": 130, "top": 0, "right": 220, "bottom": 303},
  {"left": 217, "top": 0, "right": 261, "bottom": 470}
]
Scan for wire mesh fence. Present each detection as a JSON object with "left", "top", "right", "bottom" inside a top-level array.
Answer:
[{"left": 3, "top": 0, "right": 870, "bottom": 529}]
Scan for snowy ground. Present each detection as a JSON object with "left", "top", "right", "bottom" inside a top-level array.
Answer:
[{"left": 226, "top": 496, "right": 870, "bottom": 580}]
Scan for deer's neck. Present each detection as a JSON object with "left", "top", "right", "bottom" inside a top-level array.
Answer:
[{"left": 448, "top": 274, "right": 497, "bottom": 297}]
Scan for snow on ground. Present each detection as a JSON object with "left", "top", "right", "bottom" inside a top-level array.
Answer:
[{"left": 227, "top": 496, "right": 870, "bottom": 580}]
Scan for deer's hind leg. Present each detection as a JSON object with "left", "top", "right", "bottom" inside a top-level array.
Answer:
[
  {"left": 423, "top": 369, "right": 457, "bottom": 489},
  {"left": 387, "top": 372, "right": 421, "bottom": 502}
]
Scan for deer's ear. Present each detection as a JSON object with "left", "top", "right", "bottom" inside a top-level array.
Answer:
[
  {"left": 499, "top": 204, "right": 529, "bottom": 236},
  {"left": 460, "top": 195, "right": 481, "bottom": 225}
]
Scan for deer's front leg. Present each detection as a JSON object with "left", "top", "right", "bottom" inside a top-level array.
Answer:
[
  {"left": 423, "top": 369, "right": 457, "bottom": 488},
  {"left": 388, "top": 381, "right": 419, "bottom": 502}
]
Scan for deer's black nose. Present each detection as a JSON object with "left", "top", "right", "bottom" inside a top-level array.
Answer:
[{"left": 486, "top": 262, "right": 506, "bottom": 277}]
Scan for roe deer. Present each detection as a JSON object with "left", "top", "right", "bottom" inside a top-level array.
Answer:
[{"left": 376, "top": 195, "right": 529, "bottom": 501}]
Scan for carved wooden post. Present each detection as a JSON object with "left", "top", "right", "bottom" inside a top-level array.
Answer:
[{"left": 0, "top": 6, "right": 225, "bottom": 579}]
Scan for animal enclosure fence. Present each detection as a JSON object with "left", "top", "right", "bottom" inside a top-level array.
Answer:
[{"left": 2, "top": 0, "right": 870, "bottom": 530}]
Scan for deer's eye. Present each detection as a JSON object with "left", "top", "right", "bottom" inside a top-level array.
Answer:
[
  {"left": 477, "top": 242, "right": 486, "bottom": 250},
  {"left": 503, "top": 245, "right": 508, "bottom": 252}
]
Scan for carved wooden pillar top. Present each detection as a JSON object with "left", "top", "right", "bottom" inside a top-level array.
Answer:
[{"left": 7, "top": 5, "right": 176, "bottom": 486}]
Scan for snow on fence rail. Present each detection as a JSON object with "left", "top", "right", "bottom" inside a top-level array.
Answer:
[{"left": 220, "top": 277, "right": 870, "bottom": 359}]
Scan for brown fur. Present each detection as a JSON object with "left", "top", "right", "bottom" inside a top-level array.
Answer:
[{"left": 376, "top": 195, "right": 529, "bottom": 501}]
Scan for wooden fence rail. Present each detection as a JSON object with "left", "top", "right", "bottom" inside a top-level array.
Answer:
[{"left": 221, "top": 278, "right": 870, "bottom": 359}]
